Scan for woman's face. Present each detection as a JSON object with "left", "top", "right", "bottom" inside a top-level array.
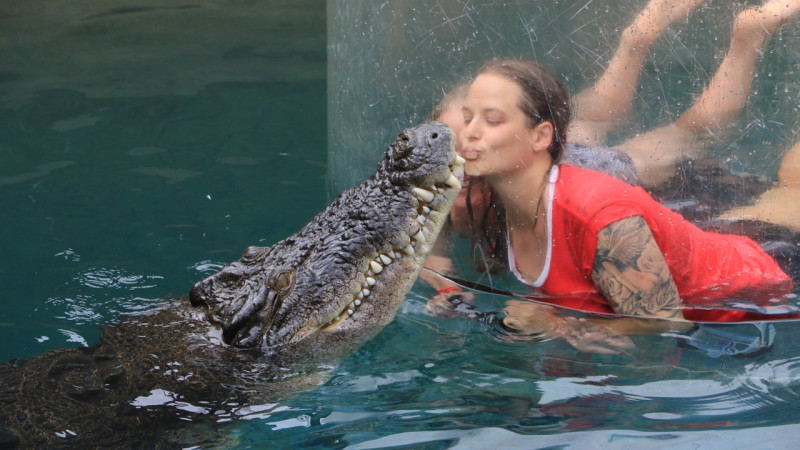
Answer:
[
  {"left": 436, "top": 104, "right": 465, "bottom": 154},
  {"left": 460, "top": 73, "right": 546, "bottom": 178}
]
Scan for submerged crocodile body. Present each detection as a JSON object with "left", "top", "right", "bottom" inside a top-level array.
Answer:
[{"left": 0, "top": 122, "right": 464, "bottom": 448}]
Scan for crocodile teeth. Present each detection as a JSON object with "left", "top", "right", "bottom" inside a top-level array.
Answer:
[
  {"left": 455, "top": 154, "right": 466, "bottom": 165},
  {"left": 445, "top": 174, "right": 461, "bottom": 190},
  {"left": 329, "top": 183, "right": 455, "bottom": 330},
  {"left": 413, "top": 187, "right": 435, "bottom": 203}
]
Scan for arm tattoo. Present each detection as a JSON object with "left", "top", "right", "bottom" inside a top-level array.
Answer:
[{"left": 591, "top": 216, "right": 683, "bottom": 318}]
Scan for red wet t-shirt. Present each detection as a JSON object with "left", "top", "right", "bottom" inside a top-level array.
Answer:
[{"left": 509, "top": 165, "right": 793, "bottom": 322}]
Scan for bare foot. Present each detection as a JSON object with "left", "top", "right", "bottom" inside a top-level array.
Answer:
[
  {"left": 716, "top": 139, "right": 800, "bottom": 232},
  {"left": 568, "top": 0, "right": 707, "bottom": 146},
  {"left": 716, "top": 187, "right": 800, "bottom": 233},
  {"left": 732, "top": 0, "right": 800, "bottom": 49}
]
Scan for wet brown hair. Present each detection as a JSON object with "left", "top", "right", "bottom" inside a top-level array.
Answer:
[
  {"left": 477, "top": 59, "right": 571, "bottom": 163},
  {"left": 464, "top": 60, "right": 572, "bottom": 272}
]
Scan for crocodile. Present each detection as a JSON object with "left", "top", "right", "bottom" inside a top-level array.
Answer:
[{"left": 0, "top": 121, "right": 464, "bottom": 449}]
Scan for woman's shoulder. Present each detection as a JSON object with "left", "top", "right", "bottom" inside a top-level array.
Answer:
[
  {"left": 554, "top": 164, "right": 657, "bottom": 229},
  {"left": 556, "top": 164, "right": 644, "bottom": 197},
  {"left": 562, "top": 143, "right": 641, "bottom": 186}
]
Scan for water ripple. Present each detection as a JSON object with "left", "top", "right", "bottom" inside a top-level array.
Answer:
[
  {"left": 76, "top": 267, "right": 163, "bottom": 290},
  {"left": 191, "top": 260, "right": 225, "bottom": 275},
  {"left": 47, "top": 294, "right": 168, "bottom": 325}
]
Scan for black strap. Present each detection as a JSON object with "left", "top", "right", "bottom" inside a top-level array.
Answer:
[{"left": 423, "top": 267, "right": 521, "bottom": 298}]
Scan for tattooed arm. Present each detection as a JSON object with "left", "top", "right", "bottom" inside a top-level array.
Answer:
[
  {"left": 503, "top": 216, "right": 690, "bottom": 353},
  {"left": 430, "top": 215, "right": 692, "bottom": 353},
  {"left": 588, "top": 215, "right": 691, "bottom": 335}
]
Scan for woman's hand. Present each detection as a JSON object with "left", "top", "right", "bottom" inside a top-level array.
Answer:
[
  {"left": 559, "top": 317, "right": 636, "bottom": 354},
  {"left": 502, "top": 299, "right": 635, "bottom": 354},
  {"left": 425, "top": 290, "right": 479, "bottom": 320},
  {"left": 501, "top": 299, "right": 562, "bottom": 337}
]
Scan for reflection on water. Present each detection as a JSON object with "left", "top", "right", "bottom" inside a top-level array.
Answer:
[
  {"left": 229, "top": 291, "right": 800, "bottom": 447},
  {"left": 0, "top": 1, "right": 325, "bottom": 108},
  {"left": 0, "top": 161, "right": 76, "bottom": 186},
  {"left": 742, "top": 355, "right": 800, "bottom": 395},
  {"left": 76, "top": 267, "right": 163, "bottom": 290}
]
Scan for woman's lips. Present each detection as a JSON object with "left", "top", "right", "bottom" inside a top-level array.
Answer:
[{"left": 461, "top": 148, "right": 481, "bottom": 160}]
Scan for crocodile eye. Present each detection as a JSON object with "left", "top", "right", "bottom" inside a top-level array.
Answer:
[
  {"left": 242, "top": 245, "right": 270, "bottom": 263},
  {"left": 215, "top": 269, "right": 242, "bottom": 285},
  {"left": 270, "top": 269, "right": 295, "bottom": 296}
]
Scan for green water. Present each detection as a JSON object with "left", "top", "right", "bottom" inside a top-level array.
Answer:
[
  {"left": 0, "top": 81, "right": 328, "bottom": 359},
  {"left": 0, "top": 2, "right": 327, "bottom": 361}
]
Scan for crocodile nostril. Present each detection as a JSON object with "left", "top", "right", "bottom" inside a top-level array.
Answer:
[
  {"left": 189, "top": 282, "right": 209, "bottom": 307},
  {"left": 431, "top": 132, "right": 438, "bottom": 139}
]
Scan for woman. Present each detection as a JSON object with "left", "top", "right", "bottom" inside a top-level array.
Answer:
[
  {"left": 432, "top": 59, "right": 799, "bottom": 353},
  {"left": 425, "top": 0, "right": 800, "bottom": 353}
]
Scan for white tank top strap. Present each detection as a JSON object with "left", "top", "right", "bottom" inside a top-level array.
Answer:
[{"left": 507, "top": 165, "right": 559, "bottom": 288}]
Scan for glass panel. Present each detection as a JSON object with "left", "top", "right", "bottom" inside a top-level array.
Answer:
[{"left": 327, "top": 0, "right": 799, "bottom": 193}]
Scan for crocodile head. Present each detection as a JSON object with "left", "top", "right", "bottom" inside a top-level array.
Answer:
[{"left": 189, "top": 122, "right": 464, "bottom": 362}]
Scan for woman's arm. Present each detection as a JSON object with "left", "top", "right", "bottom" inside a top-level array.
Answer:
[
  {"left": 503, "top": 217, "right": 690, "bottom": 353},
  {"left": 427, "top": 216, "right": 692, "bottom": 353},
  {"left": 590, "top": 215, "right": 691, "bottom": 334}
]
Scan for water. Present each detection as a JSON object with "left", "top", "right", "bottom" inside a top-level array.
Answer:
[
  {"left": 0, "top": 1, "right": 327, "bottom": 360},
  {"left": 3, "top": 0, "right": 800, "bottom": 448},
  {"left": 229, "top": 298, "right": 800, "bottom": 448}
]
